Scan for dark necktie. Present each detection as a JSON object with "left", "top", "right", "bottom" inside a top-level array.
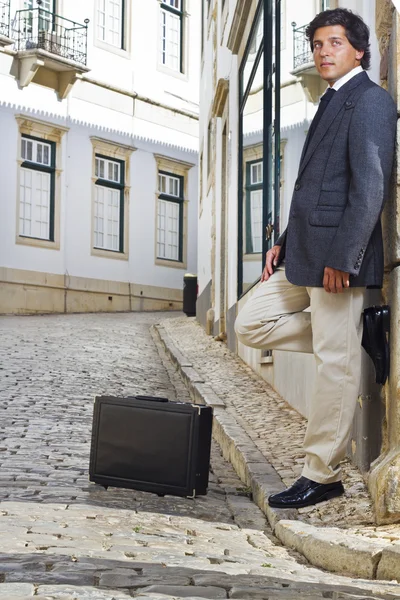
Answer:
[{"left": 308, "top": 87, "right": 336, "bottom": 142}]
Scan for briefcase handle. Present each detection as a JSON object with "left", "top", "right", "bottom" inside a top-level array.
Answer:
[{"left": 133, "top": 395, "right": 169, "bottom": 403}]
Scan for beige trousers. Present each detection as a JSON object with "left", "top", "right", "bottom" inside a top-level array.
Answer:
[{"left": 234, "top": 267, "right": 365, "bottom": 483}]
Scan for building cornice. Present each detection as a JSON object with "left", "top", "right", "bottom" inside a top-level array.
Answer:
[
  {"left": 211, "top": 78, "right": 229, "bottom": 118},
  {"left": 81, "top": 76, "right": 199, "bottom": 121}
]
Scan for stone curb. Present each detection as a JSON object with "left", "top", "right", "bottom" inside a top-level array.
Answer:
[{"left": 154, "top": 324, "right": 398, "bottom": 582}]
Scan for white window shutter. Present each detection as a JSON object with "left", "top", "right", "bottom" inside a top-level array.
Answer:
[
  {"left": 35, "top": 171, "right": 50, "bottom": 240},
  {"left": 94, "top": 185, "right": 105, "bottom": 248},
  {"left": 167, "top": 11, "right": 180, "bottom": 71},
  {"left": 20, "top": 168, "right": 33, "bottom": 237},
  {"left": 95, "top": 185, "right": 120, "bottom": 251},
  {"left": 106, "top": 188, "right": 120, "bottom": 251},
  {"left": 157, "top": 199, "right": 179, "bottom": 260},
  {"left": 20, "top": 168, "right": 51, "bottom": 240}
]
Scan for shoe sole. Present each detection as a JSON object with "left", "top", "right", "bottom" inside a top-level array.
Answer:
[{"left": 268, "top": 487, "right": 344, "bottom": 509}]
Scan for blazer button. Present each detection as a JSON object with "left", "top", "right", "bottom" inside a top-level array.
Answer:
[{"left": 295, "top": 183, "right": 301, "bottom": 191}]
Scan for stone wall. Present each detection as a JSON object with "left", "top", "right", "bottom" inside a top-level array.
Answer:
[{"left": 369, "top": 0, "right": 400, "bottom": 524}]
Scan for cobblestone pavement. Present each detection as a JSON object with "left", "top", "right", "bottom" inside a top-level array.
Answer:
[
  {"left": 159, "top": 317, "right": 400, "bottom": 542},
  {"left": 0, "top": 312, "right": 399, "bottom": 599}
]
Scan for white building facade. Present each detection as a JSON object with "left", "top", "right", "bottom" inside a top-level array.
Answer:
[
  {"left": 0, "top": 0, "right": 200, "bottom": 314},
  {"left": 198, "top": 0, "right": 395, "bottom": 477}
]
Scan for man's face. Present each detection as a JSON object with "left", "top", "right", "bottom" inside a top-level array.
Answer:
[{"left": 312, "top": 25, "right": 364, "bottom": 85}]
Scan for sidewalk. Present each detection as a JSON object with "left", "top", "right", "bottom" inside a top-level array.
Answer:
[{"left": 155, "top": 316, "right": 400, "bottom": 583}]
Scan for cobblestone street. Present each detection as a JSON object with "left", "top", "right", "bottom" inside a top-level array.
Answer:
[{"left": 1, "top": 312, "right": 400, "bottom": 599}]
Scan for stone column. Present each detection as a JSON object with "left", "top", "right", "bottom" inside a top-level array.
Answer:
[{"left": 368, "top": 0, "right": 400, "bottom": 524}]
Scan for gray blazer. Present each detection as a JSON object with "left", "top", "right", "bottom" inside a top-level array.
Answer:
[{"left": 276, "top": 71, "right": 397, "bottom": 288}]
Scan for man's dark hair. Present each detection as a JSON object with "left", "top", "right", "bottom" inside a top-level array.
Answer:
[{"left": 305, "top": 8, "right": 371, "bottom": 70}]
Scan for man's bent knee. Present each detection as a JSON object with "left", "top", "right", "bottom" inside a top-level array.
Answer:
[{"left": 235, "top": 311, "right": 268, "bottom": 349}]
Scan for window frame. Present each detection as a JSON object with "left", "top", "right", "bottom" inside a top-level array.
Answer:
[
  {"left": 160, "top": 0, "right": 184, "bottom": 73},
  {"left": 15, "top": 115, "right": 67, "bottom": 251},
  {"left": 19, "top": 133, "right": 56, "bottom": 242},
  {"left": 93, "top": 153, "right": 125, "bottom": 254},
  {"left": 157, "top": 169, "right": 184, "bottom": 263}
]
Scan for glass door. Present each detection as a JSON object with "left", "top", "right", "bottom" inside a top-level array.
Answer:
[{"left": 238, "top": 0, "right": 280, "bottom": 297}]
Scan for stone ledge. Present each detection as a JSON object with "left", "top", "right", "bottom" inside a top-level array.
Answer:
[
  {"left": 156, "top": 326, "right": 224, "bottom": 407},
  {"left": 156, "top": 326, "right": 194, "bottom": 368},
  {"left": 377, "top": 544, "right": 400, "bottom": 580},
  {"left": 139, "top": 584, "right": 228, "bottom": 598},
  {"left": 275, "top": 520, "right": 386, "bottom": 580},
  {"left": 153, "top": 323, "right": 396, "bottom": 582}
]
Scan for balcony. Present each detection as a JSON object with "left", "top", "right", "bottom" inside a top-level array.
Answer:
[
  {"left": 14, "top": 4, "right": 90, "bottom": 98},
  {"left": 291, "top": 22, "right": 325, "bottom": 103},
  {"left": 0, "top": 0, "right": 12, "bottom": 46},
  {"left": 292, "top": 23, "right": 314, "bottom": 71}
]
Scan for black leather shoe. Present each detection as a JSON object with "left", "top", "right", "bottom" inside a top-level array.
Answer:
[
  {"left": 268, "top": 476, "right": 344, "bottom": 509},
  {"left": 362, "top": 305, "right": 390, "bottom": 385}
]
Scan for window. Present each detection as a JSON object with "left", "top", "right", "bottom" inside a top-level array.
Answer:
[
  {"left": 157, "top": 171, "right": 184, "bottom": 261},
  {"left": 24, "top": 0, "right": 55, "bottom": 10},
  {"left": 271, "top": 1, "right": 286, "bottom": 51},
  {"left": 24, "top": 0, "right": 55, "bottom": 34},
  {"left": 94, "top": 155, "right": 125, "bottom": 252},
  {"left": 242, "top": 5, "right": 263, "bottom": 96},
  {"left": 160, "top": 0, "right": 183, "bottom": 72},
  {"left": 16, "top": 116, "right": 66, "bottom": 250},
  {"left": 19, "top": 135, "right": 55, "bottom": 241},
  {"left": 249, "top": 9, "right": 263, "bottom": 56},
  {"left": 245, "top": 160, "right": 263, "bottom": 254},
  {"left": 96, "top": 0, "right": 124, "bottom": 48}
]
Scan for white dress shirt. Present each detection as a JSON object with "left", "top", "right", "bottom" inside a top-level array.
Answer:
[{"left": 329, "top": 65, "right": 364, "bottom": 92}]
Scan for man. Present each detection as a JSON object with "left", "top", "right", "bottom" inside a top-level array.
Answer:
[{"left": 234, "top": 8, "right": 397, "bottom": 509}]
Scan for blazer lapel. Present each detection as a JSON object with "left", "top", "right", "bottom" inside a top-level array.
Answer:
[{"left": 298, "top": 72, "right": 368, "bottom": 178}]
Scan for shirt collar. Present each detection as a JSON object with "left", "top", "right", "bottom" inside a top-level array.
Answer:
[{"left": 329, "top": 65, "right": 364, "bottom": 92}]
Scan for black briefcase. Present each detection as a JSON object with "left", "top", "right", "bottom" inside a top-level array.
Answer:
[{"left": 89, "top": 395, "right": 213, "bottom": 498}]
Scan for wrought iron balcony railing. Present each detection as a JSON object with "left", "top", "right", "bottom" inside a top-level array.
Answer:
[
  {"left": 0, "top": 0, "right": 10, "bottom": 38},
  {"left": 292, "top": 23, "right": 313, "bottom": 70},
  {"left": 14, "top": 6, "right": 89, "bottom": 66}
]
